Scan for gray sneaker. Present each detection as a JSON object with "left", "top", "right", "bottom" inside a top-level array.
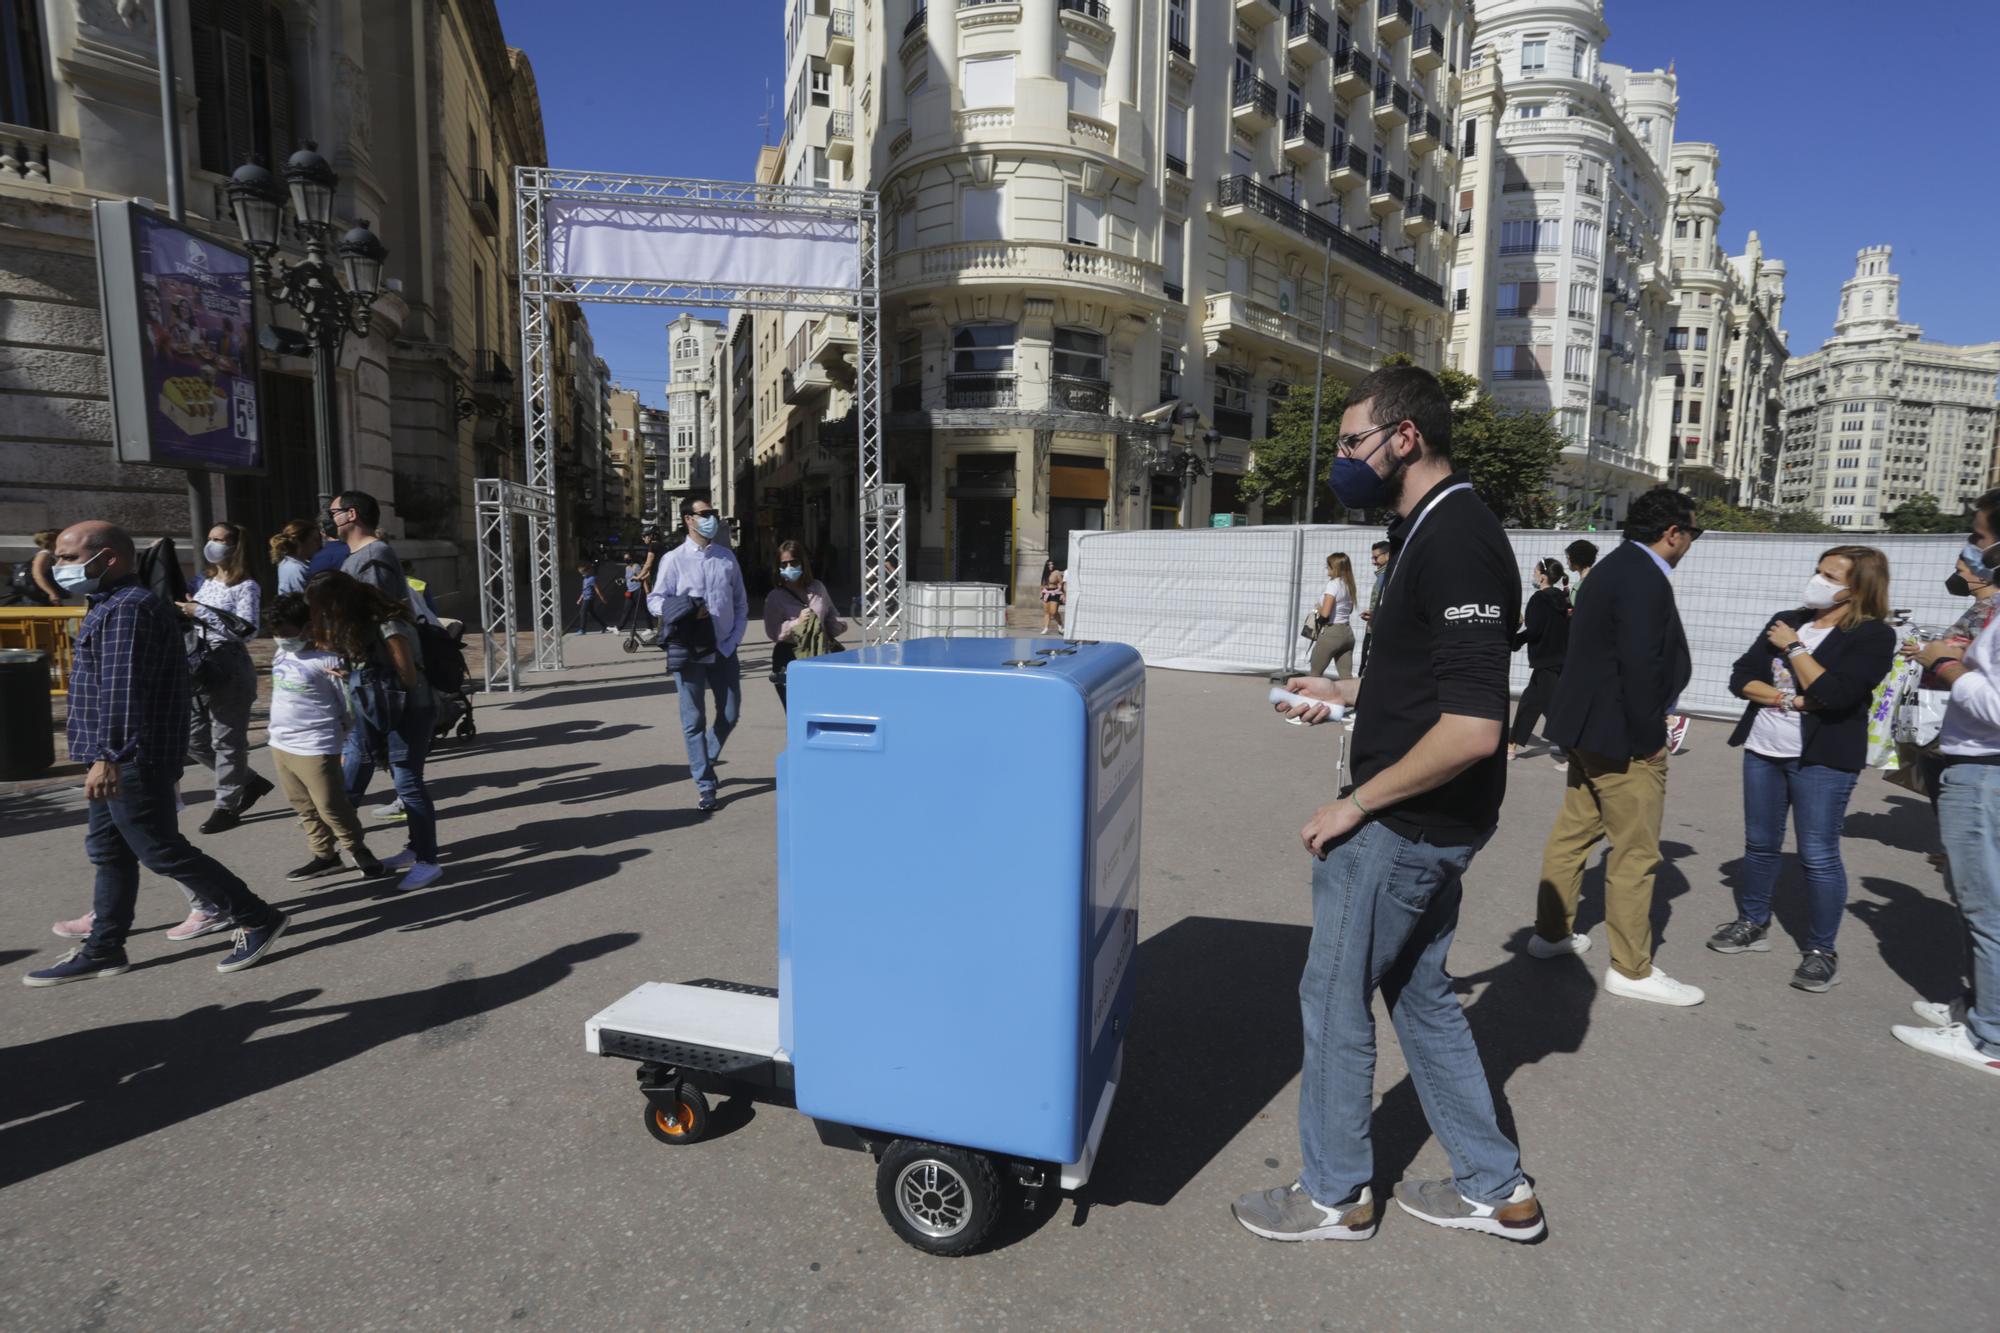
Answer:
[
  {"left": 1707, "top": 918, "right": 1771, "bottom": 954},
  {"left": 1231, "top": 1181, "right": 1377, "bottom": 1242},
  {"left": 1392, "top": 1176, "right": 1545, "bottom": 1242}
]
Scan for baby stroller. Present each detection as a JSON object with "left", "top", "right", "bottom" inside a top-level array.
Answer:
[{"left": 420, "top": 619, "right": 478, "bottom": 741}]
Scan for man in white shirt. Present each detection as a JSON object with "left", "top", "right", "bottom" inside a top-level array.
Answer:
[{"left": 652, "top": 498, "right": 749, "bottom": 812}]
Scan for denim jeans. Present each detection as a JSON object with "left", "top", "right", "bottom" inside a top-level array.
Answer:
[
  {"left": 1736, "top": 751, "right": 1861, "bottom": 954},
  {"left": 1298, "top": 820, "right": 1525, "bottom": 1208},
  {"left": 345, "top": 670, "right": 439, "bottom": 862},
  {"left": 1937, "top": 761, "right": 2000, "bottom": 1056},
  {"left": 672, "top": 652, "right": 741, "bottom": 799},
  {"left": 85, "top": 762, "right": 275, "bottom": 953}
]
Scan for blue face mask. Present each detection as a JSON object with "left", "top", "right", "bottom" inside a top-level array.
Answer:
[
  {"left": 695, "top": 514, "right": 720, "bottom": 540},
  {"left": 1961, "top": 540, "right": 1998, "bottom": 574},
  {"left": 779, "top": 565, "right": 803, "bottom": 582},
  {"left": 1326, "top": 427, "right": 1406, "bottom": 511},
  {"left": 53, "top": 551, "right": 107, "bottom": 596},
  {"left": 274, "top": 636, "right": 307, "bottom": 655}
]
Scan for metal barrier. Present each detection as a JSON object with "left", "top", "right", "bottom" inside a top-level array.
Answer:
[{"left": 0, "top": 606, "right": 86, "bottom": 695}]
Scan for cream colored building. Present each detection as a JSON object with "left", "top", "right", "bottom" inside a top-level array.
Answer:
[
  {"left": 763, "top": 0, "right": 1468, "bottom": 602},
  {"left": 1447, "top": 0, "right": 1676, "bottom": 526},
  {"left": 1718, "top": 231, "right": 1787, "bottom": 509},
  {"left": 0, "top": 0, "right": 584, "bottom": 609},
  {"left": 1779, "top": 247, "right": 2000, "bottom": 530}
]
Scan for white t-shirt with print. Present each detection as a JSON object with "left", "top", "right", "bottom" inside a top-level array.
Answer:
[
  {"left": 1745, "top": 623, "right": 1835, "bottom": 760},
  {"left": 268, "top": 646, "right": 349, "bottom": 757}
]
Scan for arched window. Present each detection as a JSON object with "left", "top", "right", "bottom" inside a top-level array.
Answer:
[{"left": 189, "top": 0, "right": 297, "bottom": 174}]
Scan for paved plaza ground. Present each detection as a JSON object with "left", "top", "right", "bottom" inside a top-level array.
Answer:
[{"left": 2, "top": 628, "right": 1996, "bottom": 1330}]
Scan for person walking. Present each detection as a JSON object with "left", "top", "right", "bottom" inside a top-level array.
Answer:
[
  {"left": 573, "top": 561, "right": 611, "bottom": 635},
  {"left": 7, "top": 528, "right": 65, "bottom": 605},
  {"left": 763, "top": 540, "right": 847, "bottom": 709},
  {"left": 1529, "top": 488, "right": 1702, "bottom": 1007},
  {"left": 308, "top": 571, "right": 441, "bottom": 891},
  {"left": 618, "top": 551, "right": 655, "bottom": 632},
  {"left": 1041, "top": 563, "right": 1067, "bottom": 635},
  {"left": 1355, "top": 539, "right": 1390, "bottom": 676},
  {"left": 325, "top": 489, "right": 408, "bottom": 813},
  {"left": 181, "top": 520, "right": 274, "bottom": 835},
  {"left": 1232, "top": 365, "right": 1545, "bottom": 1246},
  {"left": 1509, "top": 557, "right": 1572, "bottom": 765},
  {"left": 651, "top": 497, "right": 748, "bottom": 813},
  {"left": 26, "top": 521, "right": 288, "bottom": 985},
  {"left": 1709, "top": 546, "right": 1897, "bottom": 993},
  {"left": 263, "top": 592, "right": 384, "bottom": 882},
  {"left": 1309, "top": 553, "right": 1359, "bottom": 679},
  {"left": 1565, "top": 538, "right": 1598, "bottom": 603},
  {"left": 1892, "top": 493, "right": 2000, "bottom": 1076},
  {"left": 269, "top": 518, "right": 323, "bottom": 595}
]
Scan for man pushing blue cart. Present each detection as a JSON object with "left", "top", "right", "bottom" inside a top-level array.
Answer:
[{"left": 584, "top": 636, "right": 1146, "bottom": 1255}]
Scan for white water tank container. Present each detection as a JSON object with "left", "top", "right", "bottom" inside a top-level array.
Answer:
[{"left": 904, "top": 582, "right": 1007, "bottom": 637}]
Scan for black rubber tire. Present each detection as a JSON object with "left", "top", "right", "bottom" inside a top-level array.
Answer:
[
  {"left": 456, "top": 714, "right": 476, "bottom": 738},
  {"left": 641, "top": 1086, "right": 709, "bottom": 1146},
  {"left": 621, "top": 634, "right": 639, "bottom": 654},
  {"left": 875, "top": 1140, "right": 1002, "bottom": 1257}
]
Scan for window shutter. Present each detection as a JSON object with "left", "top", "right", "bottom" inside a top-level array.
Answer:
[
  {"left": 222, "top": 31, "right": 255, "bottom": 167},
  {"left": 190, "top": 23, "right": 230, "bottom": 172}
]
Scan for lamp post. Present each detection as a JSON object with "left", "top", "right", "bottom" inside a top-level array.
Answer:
[
  {"left": 1152, "top": 404, "right": 1219, "bottom": 529},
  {"left": 226, "top": 143, "right": 387, "bottom": 517}
]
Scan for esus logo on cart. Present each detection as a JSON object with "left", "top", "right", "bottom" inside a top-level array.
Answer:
[{"left": 1098, "top": 686, "right": 1144, "bottom": 772}]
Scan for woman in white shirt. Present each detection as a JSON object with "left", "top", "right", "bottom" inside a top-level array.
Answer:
[
  {"left": 1309, "top": 552, "right": 1358, "bottom": 678},
  {"left": 179, "top": 522, "right": 272, "bottom": 835}
]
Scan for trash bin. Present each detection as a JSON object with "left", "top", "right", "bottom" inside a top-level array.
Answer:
[
  {"left": 0, "top": 649, "right": 54, "bottom": 779},
  {"left": 780, "top": 636, "right": 1147, "bottom": 1167}
]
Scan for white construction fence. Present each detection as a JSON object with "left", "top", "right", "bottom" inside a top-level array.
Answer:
[{"left": 1067, "top": 525, "right": 1971, "bottom": 720}]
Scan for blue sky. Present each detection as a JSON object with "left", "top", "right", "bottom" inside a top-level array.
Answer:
[{"left": 495, "top": 0, "right": 2000, "bottom": 403}]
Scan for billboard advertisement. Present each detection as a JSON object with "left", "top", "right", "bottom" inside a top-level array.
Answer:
[{"left": 94, "top": 201, "right": 265, "bottom": 474}]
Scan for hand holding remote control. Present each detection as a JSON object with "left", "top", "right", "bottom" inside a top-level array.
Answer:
[{"left": 1269, "top": 685, "right": 1345, "bottom": 725}]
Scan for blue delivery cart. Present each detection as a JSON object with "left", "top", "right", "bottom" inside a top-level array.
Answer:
[{"left": 584, "top": 636, "right": 1146, "bottom": 1255}]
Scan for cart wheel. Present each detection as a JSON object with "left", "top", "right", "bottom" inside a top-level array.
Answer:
[
  {"left": 456, "top": 713, "right": 477, "bottom": 739},
  {"left": 621, "top": 633, "right": 639, "bottom": 654},
  {"left": 875, "top": 1140, "right": 1001, "bottom": 1257},
  {"left": 641, "top": 1086, "right": 709, "bottom": 1145}
]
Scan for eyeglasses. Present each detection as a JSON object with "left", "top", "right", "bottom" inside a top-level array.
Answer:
[
  {"left": 1335, "top": 420, "right": 1403, "bottom": 456},
  {"left": 1679, "top": 524, "right": 1705, "bottom": 541}
]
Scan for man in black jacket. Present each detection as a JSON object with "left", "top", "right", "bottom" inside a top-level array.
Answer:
[{"left": 1529, "top": 488, "right": 1704, "bottom": 1007}]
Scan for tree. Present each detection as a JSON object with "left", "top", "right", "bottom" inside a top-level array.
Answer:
[
  {"left": 1236, "top": 357, "right": 1568, "bottom": 526},
  {"left": 1692, "top": 497, "right": 1773, "bottom": 533},
  {"left": 1770, "top": 506, "right": 1838, "bottom": 535},
  {"left": 1883, "top": 494, "right": 1967, "bottom": 534}
]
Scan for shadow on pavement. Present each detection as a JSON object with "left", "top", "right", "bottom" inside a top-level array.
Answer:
[
  {"left": 435, "top": 764, "right": 690, "bottom": 824},
  {"left": 502, "top": 675, "right": 672, "bottom": 711},
  {"left": 1085, "top": 916, "right": 1310, "bottom": 1209},
  {"left": 435, "top": 719, "right": 648, "bottom": 762},
  {"left": 0, "top": 933, "right": 639, "bottom": 1190},
  {"left": 1840, "top": 793, "right": 1940, "bottom": 857},
  {"left": 0, "top": 787, "right": 90, "bottom": 841},
  {"left": 1847, "top": 874, "right": 1966, "bottom": 1001},
  {"left": 1568, "top": 839, "right": 1698, "bottom": 952},
  {"left": 1372, "top": 926, "right": 1596, "bottom": 1192}
]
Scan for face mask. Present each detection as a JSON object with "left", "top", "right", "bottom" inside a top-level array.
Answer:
[
  {"left": 53, "top": 551, "right": 107, "bottom": 596},
  {"left": 274, "top": 636, "right": 307, "bottom": 655},
  {"left": 203, "top": 540, "right": 233, "bottom": 564},
  {"left": 1946, "top": 572, "right": 1973, "bottom": 598},
  {"left": 695, "top": 515, "right": 720, "bottom": 539},
  {"left": 1326, "top": 431, "right": 1405, "bottom": 511},
  {"left": 1960, "top": 540, "right": 1999, "bottom": 574},
  {"left": 779, "top": 565, "right": 803, "bottom": 582},
  {"left": 1801, "top": 572, "right": 1847, "bottom": 611},
  {"left": 319, "top": 514, "right": 341, "bottom": 539}
]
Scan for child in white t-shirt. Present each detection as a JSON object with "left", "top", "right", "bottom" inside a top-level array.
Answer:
[{"left": 267, "top": 593, "right": 383, "bottom": 880}]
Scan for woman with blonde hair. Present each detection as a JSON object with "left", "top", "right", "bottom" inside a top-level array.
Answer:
[
  {"left": 269, "top": 518, "right": 323, "bottom": 595},
  {"left": 1309, "top": 552, "right": 1358, "bottom": 678},
  {"left": 1710, "top": 545, "right": 1897, "bottom": 993}
]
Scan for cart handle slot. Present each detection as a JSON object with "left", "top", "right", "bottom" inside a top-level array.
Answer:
[{"left": 805, "top": 717, "right": 882, "bottom": 751}]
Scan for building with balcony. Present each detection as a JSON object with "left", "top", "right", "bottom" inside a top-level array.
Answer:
[
  {"left": 0, "top": 0, "right": 579, "bottom": 612},
  {"left": 1779, "top": 247, "right": 1999, "bottom": 530},
  {"left": 1720, "top": 232, "right": 1788, "bottom": 511},
  {"left": 801, "top": 0, "right": 1468, "bottom": 601},
  {"left": 666, "top": 313, "right": 723, "bottom": 512},
  {"left": 637, "top": 405, "right": 672, "bottom": 528},
  {"left": 1447, "top": 0, "right": 1679, "bottom": 526}
]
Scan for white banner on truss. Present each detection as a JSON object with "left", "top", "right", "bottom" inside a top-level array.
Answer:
[{"left": 545, "top": 199, "right": 859, "bottom": 291}]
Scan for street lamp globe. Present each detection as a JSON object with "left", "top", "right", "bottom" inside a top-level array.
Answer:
[
  {"left": 1200, "top": 428, "right": 1222, "bottom": 464},
  {"left": 337, "top": 220, "right": 388, "bottom": 300},
  {"left": 283, "top": 141, "right": 338, "bottom": 231},
  {"left": 225, "top": 159, "right": 283, "bottom": 255}
]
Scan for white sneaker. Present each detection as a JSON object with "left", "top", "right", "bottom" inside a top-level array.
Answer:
[
  {"left": 1605, "top": 966, "right": 1706, "bottom": 1007},
  {"left": 395, "top": 861, "right": 443, "bottom": 892},
  {"left": 1527, "top": 932, "right": 1591, "bottom": 960},
  {"left": 1890, "top": 1022, "right": 2000, "bottom": 1077},
  {"left": 1911, "top": 997, "right": 1969, "bottom": 1029}
]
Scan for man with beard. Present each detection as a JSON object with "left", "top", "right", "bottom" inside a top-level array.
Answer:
[{"left": 1233, "top": 365, "right": 1544, "bottom": 1246}]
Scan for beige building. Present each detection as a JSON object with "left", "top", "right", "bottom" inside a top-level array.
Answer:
[
  {"left": 1718, "top": 231, "right": 1787, "bottom": 509},
  {"left": 0, "top": 0, "right": 587, "bottom": 609},
  {"left": 606, "top": 382, "right": 643, "bottom": 525},
  {"left": 1779, "top": 247, "right": 2000, "bottom": 530},
  {"left": 762, "top": 0, "right": 1468, "bottom": 602},
  {"left": 1448, "top": 0, "right": 1679, "bottom": 527}
]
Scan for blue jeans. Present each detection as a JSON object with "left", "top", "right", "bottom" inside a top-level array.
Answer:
[
  {"left": 85, "top": 762, "right": 274, "bottom": 952},
  {"left": 1298, "top": 820, "right": 1525, "bottom": 1208},
  {"left": 672, "top": 652, "right": 741, "bottom": 799},
  {"left": 1736, "top": 751, "right": 1861, "bottom": 954},
  {"left": 1937, "top": 762, "right": 2000, "bottom": 1056},
  {"left": 345, "top": 673, "right": 438, "bottom": 863}
]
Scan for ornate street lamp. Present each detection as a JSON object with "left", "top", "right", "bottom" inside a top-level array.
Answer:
[{"left": 226, "top": 142, "right": 387, "bottom": 517}]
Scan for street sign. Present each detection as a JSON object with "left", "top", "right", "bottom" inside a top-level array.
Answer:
[{"left": 1211, "top": 514, "right": 1238, "bottom": 528}]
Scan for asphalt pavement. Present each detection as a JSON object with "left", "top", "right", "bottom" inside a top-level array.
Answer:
[{"left": 1, "top": 627, "right": 1995, "bottom": 1331}]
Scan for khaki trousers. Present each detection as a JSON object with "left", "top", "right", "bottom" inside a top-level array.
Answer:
[
  {"left": 271, "top": 748, "right": 371, "bottom": 861},
  {"left": 1535, "top": 750, "right": 1669, "bottom": 980}
]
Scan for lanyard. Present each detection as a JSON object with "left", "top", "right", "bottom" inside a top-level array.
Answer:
[{"left": 1381, "top": 482, "right": 1474, "bottom": 604}]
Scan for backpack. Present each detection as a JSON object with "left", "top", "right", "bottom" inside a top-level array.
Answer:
[{"left": 416, "top": 621, "right": 467, "bottom": 694}]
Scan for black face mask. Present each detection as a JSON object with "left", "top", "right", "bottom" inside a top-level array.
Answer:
[
  {"left": 1947, "top": 572, "right": 1972, "bottom": 598},
  {"left": 319, "top": 515, "right": 340, "bottom": 539}
]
